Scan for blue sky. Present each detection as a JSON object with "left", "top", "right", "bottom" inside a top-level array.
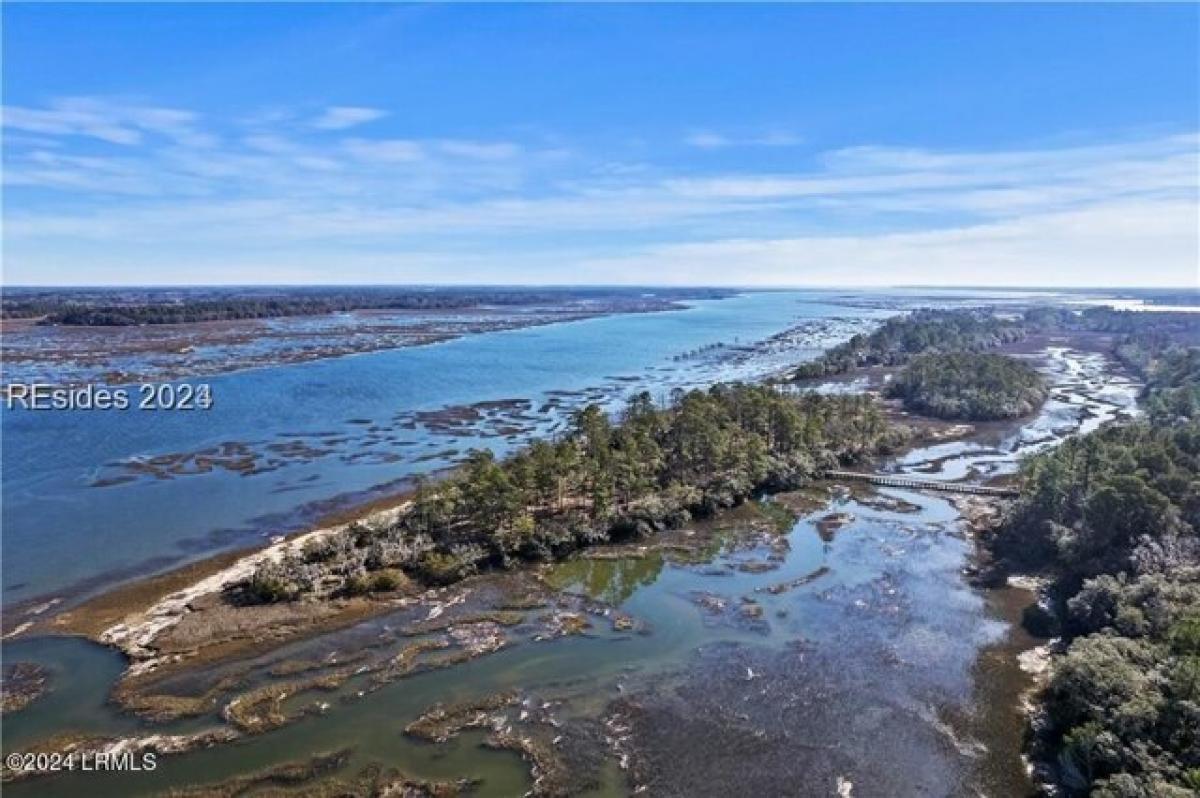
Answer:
[{"left": 3, "top": 3, "right": 1197, "bottom": 287}]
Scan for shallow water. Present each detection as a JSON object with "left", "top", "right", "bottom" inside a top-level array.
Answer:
[
  {"left": 3, "top": 345, "right": 1138, "bottom": 796},
  {"left": 4, "top": 488, "right": 973, "bottom": 796},
  {"left": 0, "top": 637, "right": 135, "bottom": 751}
]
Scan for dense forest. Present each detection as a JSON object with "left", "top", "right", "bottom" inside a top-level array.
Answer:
[
  {"left": 1027, "top": 305, "right": 1200, "bottom": 338},
  {"left": 885, "top": 352, "right": 1047, "bottom": 420},
  {"left": 788, "top": 309, "right": 1028, "bottom": 380},
  {"left": 1114, "top": 335, "right": 1200, "bottom": 425},
  {"left": 1, "top": 287, "right": 732, "bottom": 325},
  {"left": 243, "top": 386, "right": 906, "bottom": 602},
  {"left": 990, "top": 338, "right": 1200, "bottom": 796}
]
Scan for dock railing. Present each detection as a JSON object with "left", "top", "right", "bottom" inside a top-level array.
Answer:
[{"left": 822, "top": 470, "right": 1019, "bottom": 498}]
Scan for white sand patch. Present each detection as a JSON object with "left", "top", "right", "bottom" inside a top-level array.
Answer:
[{"left": 99, "top": 504, "right": 407, "bottom": 676}]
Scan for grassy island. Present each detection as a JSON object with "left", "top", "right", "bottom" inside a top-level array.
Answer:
[{"left": 885, "top": 352, "right": 1047, "bottom": 420}]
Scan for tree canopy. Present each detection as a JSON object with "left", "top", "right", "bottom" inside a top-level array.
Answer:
[
  {"left": 991, "top": 333, "right": 1200, "bottom": 795},
  {"left": 789, "top": 309, "right": 1027, "bottom": 380},
  {"left": 885, "top": 352, "right": 1047, "bottom": 420}
]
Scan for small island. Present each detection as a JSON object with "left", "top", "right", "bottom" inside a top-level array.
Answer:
[
  {"left": 885, "top": 352, "right": 1047, "bottom": 421},
  {"left": 1, "top": 662, "right": 49, "bottom": 715},
  {"left": 787, "top": 309, "right": 1028, "bottom": 380}
]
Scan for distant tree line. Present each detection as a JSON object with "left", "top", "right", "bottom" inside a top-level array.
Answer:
[
  {"left": 1025, "top": 305, "right": 1200, "bottom": 338},
  {"left": 885, "top": 352, "right": 1047, "bottom": 421},
  {"left": 1, "top": 287, "right": 734, "bottom": 325}
]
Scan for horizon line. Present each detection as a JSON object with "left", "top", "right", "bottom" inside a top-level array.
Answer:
[{"left": 2, "top": 283, "right": 1198, "bottom": 292}]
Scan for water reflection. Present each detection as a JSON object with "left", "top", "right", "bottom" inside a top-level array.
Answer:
[{"left": 545, "top": 554, "right": 666, "bottom": 606}]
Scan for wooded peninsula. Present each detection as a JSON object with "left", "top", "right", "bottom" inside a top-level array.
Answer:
[
  {"left": 986, "top": 334, "right": 1199, "bottom": 796},
  {"left": 245, "top": 387, "right": 906, "bottom": 602}
]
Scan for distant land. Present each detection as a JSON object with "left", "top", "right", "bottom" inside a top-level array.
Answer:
[
  {"left": 0, "top": 286, "right": 735, "bottom": 326},
  {"left": 3, "top": 285, "right": 1197, "bottom": 326}
]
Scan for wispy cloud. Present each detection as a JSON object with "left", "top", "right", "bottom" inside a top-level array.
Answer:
[
  {"left": 338, "top": 137, "right": 523, "bottom": 165},
  {"left": 684, "top": 129, "right": 802, "bottom": 149},
  {"left": 2, "top": 97, "right": 214, "bottom": 147},
  {"left": 310, "top": 105, "right": 387, "bottom": 130},
  {"left": 683, "top": 132, "right": 729, "bottom": 150},
  {"left": 3, "top": 96, "right": 1196, "bottom": 286}
]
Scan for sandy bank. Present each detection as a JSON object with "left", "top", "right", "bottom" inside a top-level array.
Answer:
[{"left": 44, "top": 501, "right": 410, "bottom": 679}]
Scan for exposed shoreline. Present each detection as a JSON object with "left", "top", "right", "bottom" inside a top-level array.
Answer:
[
  {"left": 21, "top": 491, "right": 420, "bottom": 650},
  {"left": 2, "top": 474, "right": 431, "bottom": 639}
]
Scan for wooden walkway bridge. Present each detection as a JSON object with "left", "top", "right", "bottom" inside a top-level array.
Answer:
[{"left": 823, "top": 470, "right": 1019, "bottom": 498}]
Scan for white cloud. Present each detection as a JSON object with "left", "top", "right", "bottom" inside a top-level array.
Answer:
[
  {"left": 568, "top": 199, "right": 1199, "bottom": 288},
  {"left": 15, "top": 198, "right": 1193, "bottom": 288},
  {"left": 311, "top": 105, "right": 387, "bottom": 130},
  {"left": 3, "top": 103, "right": 142, "bottom": 144},
  {"left": 2, "top": 95, "right": 1196, "bottom": 287},
  {"left": 684, "top": 132, "right": 730, "bottom": 150},
  {"left": 242, "top": 134, "right": 297, "bottom": 154}
]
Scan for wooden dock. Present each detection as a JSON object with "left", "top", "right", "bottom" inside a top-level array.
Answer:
[{"left": 823, "top": 470, "right": 1019, "bottom": 498}]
